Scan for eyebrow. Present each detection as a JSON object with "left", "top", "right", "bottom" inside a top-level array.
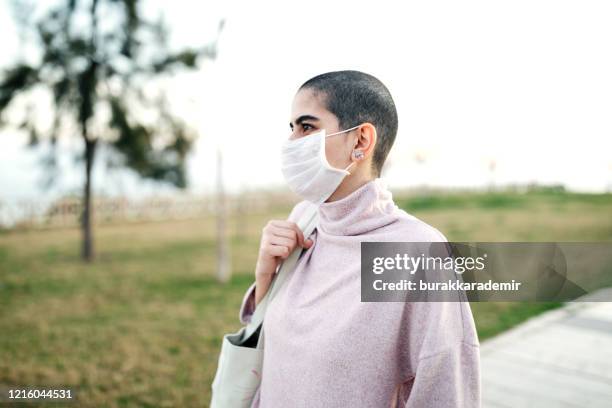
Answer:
[{"left": 289, "top": 114, "right": 320, "bottom": 128}]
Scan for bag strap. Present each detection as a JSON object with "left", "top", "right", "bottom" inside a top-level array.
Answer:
[{"left": 242, "top": 202, "right": 319, "bottom": 343}]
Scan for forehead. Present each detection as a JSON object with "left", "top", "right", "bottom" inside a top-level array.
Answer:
[{"left": 290, "top": 88, "right": 337, "bottom": 124}]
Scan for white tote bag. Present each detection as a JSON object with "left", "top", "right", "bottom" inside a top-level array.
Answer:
[{"left": 210, "top": 203, "right": 319, "bottom": 408}]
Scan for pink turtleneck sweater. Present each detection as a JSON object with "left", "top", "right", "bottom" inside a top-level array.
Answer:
[{"left": 238, "top": 178, "right": 481, "bottom": 407}]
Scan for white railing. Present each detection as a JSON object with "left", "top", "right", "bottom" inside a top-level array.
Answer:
[{"left": 0, "top": 190, "right": 298, "bottom": 230}]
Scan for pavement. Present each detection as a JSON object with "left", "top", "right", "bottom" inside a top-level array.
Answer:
[{"left": 480, "top": 289, "right": 612, "bottom": 407}]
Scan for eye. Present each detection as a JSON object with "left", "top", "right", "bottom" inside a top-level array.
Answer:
[{"left": 302, "top": 123, "right": 314, "bottom": 131}]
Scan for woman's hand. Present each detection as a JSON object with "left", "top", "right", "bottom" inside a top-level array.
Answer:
[
  {"left": 256, "top": 220, "right": 313, "bottom": 277},
  {"left": 254, "top": 220, "right": 313, "bottom": 305}
]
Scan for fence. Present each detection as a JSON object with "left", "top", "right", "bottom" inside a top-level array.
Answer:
[{"left": 0, "top": 190, "right": 299, "bottom": 230}]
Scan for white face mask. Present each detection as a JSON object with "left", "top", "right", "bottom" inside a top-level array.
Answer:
[{"left": 280, "top": 125, "right": 361, "bottom": 205}]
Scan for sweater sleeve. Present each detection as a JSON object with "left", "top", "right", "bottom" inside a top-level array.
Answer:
[
  {"left": 238, "top": 281, "right": 257, "bottom": 325},
  {"left": 398, "top": 300, "right": 481, "bottom": 408},
  {"left": 237, "top": 200, "right": 311, "bottom": 325},
  {"left": 395, "top": 227, "right": 481, "bottom": 407},
  {"left": 402, "top": 340, "right": 481, "bottom": 407}
]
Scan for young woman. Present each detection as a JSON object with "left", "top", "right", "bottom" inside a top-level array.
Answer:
[{"left": 239, "top": 70, "right": 481, "bottom": 407}]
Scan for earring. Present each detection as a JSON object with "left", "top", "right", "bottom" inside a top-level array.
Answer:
[{"left": 353, "top": 150, "right": 364, "bottom": 159}]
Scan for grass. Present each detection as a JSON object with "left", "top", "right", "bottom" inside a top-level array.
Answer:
[{"left": 0, "top": 190, "right": 611, "bottom": 407}]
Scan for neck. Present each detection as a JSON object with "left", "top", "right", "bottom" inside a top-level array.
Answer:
[
  {"left": 317, "top": 176, "right": 398, "bottom": 236},
  {"left": 326, "top": 172, "right": 373, "bottom": 203}
]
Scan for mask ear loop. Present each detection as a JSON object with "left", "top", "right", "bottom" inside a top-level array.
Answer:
[
  {"left": 325, "top": 124, "right": 363, "bottom": 174},
  {"left": 326, "top": 124, "right": 362, "bottom": 138},
  {"left": 343, "top": 160, "right": 357, "bottom": 174},
  {"left": 323, "top": 125, "right": 361, "bottom": 176}
]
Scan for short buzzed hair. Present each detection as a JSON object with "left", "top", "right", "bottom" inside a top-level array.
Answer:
[{"left": 299, "top": 70, "right": 398, "bottom": 177}]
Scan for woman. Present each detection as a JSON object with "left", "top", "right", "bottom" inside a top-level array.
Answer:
[{"left": 239, "top": 70, "right": 481, "bottom": 407}]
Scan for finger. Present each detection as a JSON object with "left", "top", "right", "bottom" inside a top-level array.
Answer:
[
  {"left": 270, "top": 226, "right": 297, "bottom": 240},
  {"left": 270, "top": 220, "right": 295, "bottom": 228},
  {"left": 265, "top": 244, "right": 289, "bottom": 258},
  {"left": 271, "top": 221, "right": 305, "bottom": 247},
  {"left": 269, "top": 236, "right": 295, "bottom": 249},
  {"left": 286, "top": 223, "right": 305, "bottom": 247}
]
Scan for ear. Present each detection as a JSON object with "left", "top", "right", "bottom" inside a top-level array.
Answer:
[{"left": 354, "top": 122, "right": 377, "bottom": 159}]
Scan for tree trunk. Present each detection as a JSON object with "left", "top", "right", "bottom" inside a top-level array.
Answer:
[{"left": 82, "top": 139, "right": 96, "bottom": 262}]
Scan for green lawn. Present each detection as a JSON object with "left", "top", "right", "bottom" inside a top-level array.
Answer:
[{"left": 1, "top": 190, "right": 611, "bottom": 407}]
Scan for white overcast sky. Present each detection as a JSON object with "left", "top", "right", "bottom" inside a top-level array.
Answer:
[{"left": 1, "top": 0, "right": 611, "bottom": 206}]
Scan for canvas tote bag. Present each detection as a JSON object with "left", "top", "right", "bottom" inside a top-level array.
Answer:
[{"left": 210, "top": 202, "right": 319, "bottom": 407}]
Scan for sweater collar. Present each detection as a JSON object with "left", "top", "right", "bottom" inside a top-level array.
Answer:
[{"left": 317, "top": 178, "right": 400, "bottom": 236}]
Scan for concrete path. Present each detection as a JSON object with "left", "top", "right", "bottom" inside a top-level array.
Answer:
[{"left": 481, "top": 289, "right": 612, "bottom": 408}]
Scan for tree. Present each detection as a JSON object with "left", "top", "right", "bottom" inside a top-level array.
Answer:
[{"left": 0, "top": 0, "right": 222, "bottom": 261}]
